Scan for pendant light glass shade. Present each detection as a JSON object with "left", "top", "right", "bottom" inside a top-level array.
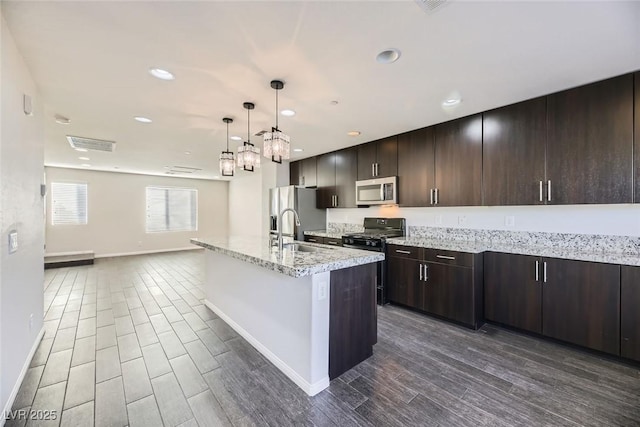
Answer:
[
  {"left": 237, "top": 102, "right": 261, "bottom": 171},
  {"left": 263, "top": 80, "right": 290, "bottom": 164},
  {"left": 219, "top": 117, "right": 235, "bottom": 177}
]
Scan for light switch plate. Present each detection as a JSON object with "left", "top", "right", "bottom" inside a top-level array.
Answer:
[
  {"left": 9, "top": 230, "right": 18, "bottom": 254},
  {"left": 23, "top": 94, "right": 33, "bottom": 115},
  {"left": 505, "top": 216, "right": 515, "bottom": 227},
  {"left": 318, "top": 281, "right": 328, "bottom": 300}
]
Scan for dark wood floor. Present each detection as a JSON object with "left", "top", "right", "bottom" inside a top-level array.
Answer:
[{"left": 7, "top": 250, "right": 640, "bottom": 426}]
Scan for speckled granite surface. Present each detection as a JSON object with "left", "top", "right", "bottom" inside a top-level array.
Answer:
[
  {"left": 390, "top": 227, "right": 640, "bottom": 266},
  {"left": 303, "top": 230, "right": 345, "bottom": 239},
  {"left": 327, "top": 223, "right": 363, "bottom": 234},
  {"left": 191, "top": 237, "right": 384, "bottom": 278}
]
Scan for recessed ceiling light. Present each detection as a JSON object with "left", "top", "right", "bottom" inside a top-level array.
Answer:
[
  {"left": 230, "top": 135, "right": 242, "bottom": 141},
  {"left": 442, "top": 98, "right": 461, "bottom": 107},
  {"left": 376, "top": 48, "right": 401, "bottom": 64},
  {"left": 74, "top": 148, "right": 88, "bottom": 152},
  {"left": 134, "top": 116, "right": 152, "bottom": 123},
  {"left": 184, "top": 151, "right": 191, "bottom": 155},
  {"left": 293, "top": 148, "right": 303, "bottom": 152},
  {"left": 281, "top": 109, "right": 296, "bottom": 117},
  {"left": 149, "top": 68, "right": 175, "bottom": 80},
  {"left": 79, "top": 156, "right": 90, "bottom": 161},
  {"left": 54, "top": 114, "right": 71, "bottom": 125},
  {"left": 347, "top": 131, "right": 361, "bottom": 137},
  {"left": 114, "top": 166, "right": 119, "bottom": 169},
  {"left": 81, "top": 163, "right": 91, "bottom": 167}
]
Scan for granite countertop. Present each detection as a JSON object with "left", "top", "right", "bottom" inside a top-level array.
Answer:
[
  {"left": 191, "top": 236, "right": 384, "bottom": 278},
  {"left": 303, "top": 230, "right": 345, "bottom": 239},
  {"left": 387, "top": 237, "right": 640, "bottom": 266}
]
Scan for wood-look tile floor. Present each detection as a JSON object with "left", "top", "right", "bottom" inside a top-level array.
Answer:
[{"left": 7, "top": 250, "right": 640, "bottom": 427}]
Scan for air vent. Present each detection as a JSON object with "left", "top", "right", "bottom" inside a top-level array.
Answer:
[
  {"left": 67, "top": 135, "right": 116, "bottom": 152},
  {"left": 167, "top": 166, "right": 202, "bottom": 174},
  {"left": 254, "top": 130, "right": 268, "bottom": 137},
  {"left": 415, "top": 0, "right": 449, "bottom": 14}
]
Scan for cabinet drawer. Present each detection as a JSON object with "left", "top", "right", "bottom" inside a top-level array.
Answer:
[
  {"left": 423, "top": 248, "right": 473, "bottom": 267},
  {"left": 387, "top": 244, "right": 422, "bottom": 260},
  {"left": 303, "top": 235, "right": 325, "bottom": 244},
  {"left": 325, "top": 237, "right": 343, "bottom": 247}
]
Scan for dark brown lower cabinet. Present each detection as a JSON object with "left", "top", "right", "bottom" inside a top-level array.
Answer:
[
  {"left": 386, "top": 245, "right": 483, "bottom": 329},
  {"left": 484, "top": 252, "right": 542, "bottom": 334},
  {"left": 542, "top": 258, "right": 620, "bottom": 355},
  {"left": 329, "top": 263, "right": 376, "bottom": 379},
  {"left": 484, "top": 252, "right": 621, "bottom": 356},
  {"left": 621, "top": 266, "right": 640, "bottom": 362}
]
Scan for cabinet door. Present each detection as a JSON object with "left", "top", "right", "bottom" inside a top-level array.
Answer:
[
  {"left": 316, "top": 153, "right": 335, "bottom": 208},
  {"left": 387, "top": 256, "right": 422, "bottom": 309},
  {"left": 542, "top": 258, "right": 620, "bottom": 355},
  {"left": 397, "top": 128, "right": 435, "bottom": 207},
  {"left": 547, "top": 74, "right": 633, "bottom": 204},
  {"left": 434, "top": 115, "right": 483, "bottom": 206},
  {"left": 335, "top": 148, "right": 357, "bottom": 208},
  {"left": 484, "top": 252, "right": 542, "bottom": 333},
  {"left": 376, "top": 136, "right": 398, "bottom": 178},
  {"left": 301, "top": 157, "right": 317, "bottom": 188},
  {"left": 483, "top": 98, "right": 546, "bottom": 206},
  {"left": 289, "top": 161, "right": 301, "bottom": 186},
  {"left": 357, "top": 143, "right": 377, "bottom": 180},
  {"left": 424, "top": 262, "right": 474, "bottom": 326},
  {"left": 621, "top": 266, "right": 640, "bottom": 362}
]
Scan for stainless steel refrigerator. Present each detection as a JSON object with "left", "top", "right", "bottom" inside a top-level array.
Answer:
[{"left": 269, "top": 186, "right": 326, "bottom": 241}]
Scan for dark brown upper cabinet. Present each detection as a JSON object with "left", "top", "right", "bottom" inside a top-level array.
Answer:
[
  {"left": 316, "top": 148, "right": 357, "bottom": 208},
  {"left": 289, "top": 160, "right": 301, "bottom": 186},
  {"left": 289, "top": 157, "right": 317, "bottom": 187},
  {"left": 547, "top": 74, "right": 633, "bottom": 205},
  {"left": 397, "top": 127, "right": 435, "bottom": 207},
  {"left": 483, "top": 98, "right": 547, "bottom": 206},
  {"left": 433, "top": 114, "right": 483, "bottom": 206},
  {"left": 357, "top": 136, "right": 398, "bottom": 180},
  {"left": 634, "top": 72, "right": 640, "bottom": 203}
]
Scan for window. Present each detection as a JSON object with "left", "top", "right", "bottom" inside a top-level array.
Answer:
[
  {"left": 146, "top": 187, "right": 197, "bottom": 232},
  {"left": 51, "top": 182, "right": 88, "bottom": 225}
]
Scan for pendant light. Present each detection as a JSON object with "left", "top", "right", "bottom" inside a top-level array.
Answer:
[
  {"left": 263, "top": 80, "right": 290, "bottom": 163},
  {"left": 237, "top": 102, "right": 261, "bottom": 171},
  {"left": 219, "top": 117, "right": 235, "bottom": 177}
]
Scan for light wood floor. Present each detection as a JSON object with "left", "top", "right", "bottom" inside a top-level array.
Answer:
[{"left": 6, "top": 250, "right": 640, "bottom": 426}]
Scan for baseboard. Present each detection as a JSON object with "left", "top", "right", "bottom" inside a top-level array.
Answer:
[
  {"left": 95, "top": 246, "right": 203, "bottom": 259},
  {"left": 204, "top": 299, "right": 330, "bottom": 396},
  {"left": 1, "top": 327, "right": 45, "bottom": 427}
]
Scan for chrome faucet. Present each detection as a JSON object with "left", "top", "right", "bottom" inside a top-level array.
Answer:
[{"left": 277, "top": 208, "right": 301, "bottom": 252}]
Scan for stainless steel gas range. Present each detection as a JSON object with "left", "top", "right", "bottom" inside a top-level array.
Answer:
[{"left": 342, "top": 217, "right": 406, "bottom": 305}]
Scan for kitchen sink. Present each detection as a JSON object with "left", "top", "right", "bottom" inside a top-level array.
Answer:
[{"left": 285, "top": 243, "right": 332, "bottom": 253}]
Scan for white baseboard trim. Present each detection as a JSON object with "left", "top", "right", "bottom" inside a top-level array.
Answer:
[
  {"left": 1, "top": 327, "right": 45, "bottom": 427},
  {"left": 95, "top": 246, "right": 203, "bottom": 259},
  {"left": 204, "top": 299, "right": 330, "bottom": 396}
]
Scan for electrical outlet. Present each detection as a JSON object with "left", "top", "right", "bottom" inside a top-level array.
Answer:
[
  {"left": 505, "top": 216, "right": 515, "bottom": 227},
  {"left": 318, "top": 281, "right": 328, "bottom": 300},
  {"left": 435, "top": 215, "right": 443, "bottom": 225},
  {"left": 9, "top": 231, "right": 18, "bottom": 254},
  {"left": 458, "top": 215, "right": 467, "bottom": 225}
]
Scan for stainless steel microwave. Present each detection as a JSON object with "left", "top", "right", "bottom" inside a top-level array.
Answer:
[{"left": 355, "top": 176, "right": 397, "bottom": 206}]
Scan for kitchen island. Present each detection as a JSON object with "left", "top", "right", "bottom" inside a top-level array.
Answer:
[{"left": 190, "top": 236, "right": 384, "bottom": 396}]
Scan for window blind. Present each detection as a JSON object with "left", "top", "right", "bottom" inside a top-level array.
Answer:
[
  {"left": 51, "top": 182, "right": 88, "bottom": 225},
  {"left": 146, "top": 187, "right": 197, "bottom": 232}
]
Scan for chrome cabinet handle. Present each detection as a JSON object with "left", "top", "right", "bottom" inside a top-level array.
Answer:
[
  {"left": 372, "top": 163, "right": 375, "bottom": 177},
  {"left": 535, "top": 260, "right": 539, "bottom": 282},
  {"left": 424, "top": 264, "right": 429, "bottom": 281},
  {"left": 376, "top": 163, "right": 379, "bottom": 177},
  {"left": 543, "top": 261, "right": 547, "bottom": 283},
  {"left": 430, "top": 189, "right": 434, "bottom": 205},
  {"left": 435, "top": 188, "right": 439, "bottom": 205},
  {"left": 436, "top": 255, "right": 455, "bottom": 260},
  {"left": 547, "top": 180, "right": 551, "bottom": 202},
  {"left": 539, "top": 181, "right": 543, "bottom": 202},
  {"left": 327, "top": 241, "right": 339, "bottom": 245},
  {"left": 335, "top": 195, "right": 338, "bottom": 207},
  {"left": 395, "top": 249, "right": 411, "bottom": 254},
  {"left": 419, "top": 264, "right": 423, "bottom": 281},
  {"left": 308, "top": 238, "right": 317, "bottom": 242}
]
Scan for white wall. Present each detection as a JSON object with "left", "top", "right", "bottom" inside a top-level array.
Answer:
[
  {"left": 328, "top": 204, "right": 640, "bottom": 237},
  {"left": 45, "top": 167, "right": 229, "bottom": 257},
  {"left": 228, "top": 161, "right": 289, "bottom": 238},
  {"left": 1, "top": 12, "right": 46, "bottom": 418}
]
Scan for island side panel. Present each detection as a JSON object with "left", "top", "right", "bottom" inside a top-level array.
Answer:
[
  {"left": 203, "top": 250, "right": 331, "bottom": 395},
  {"left": 329, "top": 263, "right": 377, "bottom": 380}
]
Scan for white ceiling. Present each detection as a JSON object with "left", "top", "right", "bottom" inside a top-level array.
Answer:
[{"left": 3, "top": 1, "right": 640, "bottom": 180}]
